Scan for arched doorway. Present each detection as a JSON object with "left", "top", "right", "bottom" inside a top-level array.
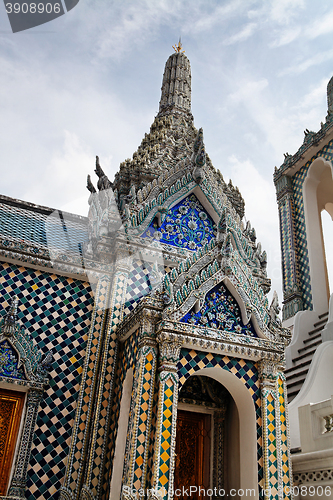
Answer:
[
  {"left": 303, "top": 157, "right": 333, "bottom": 313},
  {"left": 175, "top": 367, "right": 258, "bottom": 499},
  {"left": 321, "top": 209, "right": 333, "bottom": 295}
]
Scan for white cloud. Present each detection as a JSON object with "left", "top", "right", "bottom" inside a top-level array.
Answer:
[
  {"left": 297, "top": 78, "right": 328, "bottom": 111},
  {"left": 187, "top": 0, "right": 255, "bottom": 34},
  {"left": 228, "top": 78, "right": 269, "bottom": 104},
  {"left": 269, "top": 26, "right": 302, "bottom": 47},
  {"left": 279, "top": 49, "right": 333, "bottom": 76},
  {"left": 223, "top": 22, "right": 257, "bottom": 46},
  {"left": 227, "top": 155, "right": 283, "bottom": 303},
  {"left": 306, "top": 10, "right": 333, "bottom": 39},
  {"left": 269, "top": 0, "right": 305, "bottom": 24},
  {"left": 23, "top": 131, "right": 95, "bottom": 214}
]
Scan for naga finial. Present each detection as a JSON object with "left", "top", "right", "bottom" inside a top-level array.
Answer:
[
  {"left": 173, "top": 38, "right": 185, "bottom": 54},
  {"left": 2, "top": 295, "right": 18, "bottom": 337}
]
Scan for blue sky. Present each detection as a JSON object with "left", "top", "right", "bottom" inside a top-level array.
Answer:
[{"left": 1, "top": 0, "right": 333, "bottom": 303}]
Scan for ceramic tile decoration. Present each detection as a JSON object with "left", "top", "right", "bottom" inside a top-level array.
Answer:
[{"left": 0, "top": 45, "right": 294, "bottom": 500}]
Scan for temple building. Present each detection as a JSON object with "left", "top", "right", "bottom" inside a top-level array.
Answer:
[
  {"left": 274, "top": 76, "right": 333, "bottom": 494},
  {"left": 0, "top": 44, "right": 294, "bottom": 500}
]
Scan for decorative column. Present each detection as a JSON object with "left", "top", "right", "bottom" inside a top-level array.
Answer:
[
  {"left": 276, "top": 369, "right": 293, "bottom": 500},
  {"left": 7, "top": 389, "right": 44, "bottom": 499},
  {"left": 148, "top": 332, "right": 182, "bottom": 500},
  {"left": 259, "top": 360, "right": 279, "bottom": 500},
  {"left": 274, "top": 174, "right": 303, "bottom": 321},
  {"left": 59, "top": 276, "right": 113, "bottom": 500},
  {"left": 213, "top": 407, "right": 227, "bottom": 499},
  {"left": 79, "top": 255, "right": 133, "bottom": 500},
  {"left": 122, "top": 332, "right": 158, "bottom": 499},
  {"left": 259, "top": 360, "right": 293, "bottom": 500}
]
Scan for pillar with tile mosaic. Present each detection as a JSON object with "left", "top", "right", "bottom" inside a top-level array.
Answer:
[
  {"left": 149, "top": 334, "right": 182, "bottom": 500},
  {"left": 58, "top": 275, "right": 114, "bottom": 500},
  {"left": 259, "top": 361, "right": 293, "bottom": 500},
  {"left": 121, "top": 337, "right": 158, "bottom": 496},
  {"left": 274, "top": 118, "right": 333, "bottom": 321},
  {"left": 275, "top": 175, "right": 303, "bottom": 321},
  {"left": 79, "top": 256, "right": 134, "bottom": 500}
]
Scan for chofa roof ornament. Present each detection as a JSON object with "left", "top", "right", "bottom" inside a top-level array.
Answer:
[{"left": 2, "top": 294, "right": 18, "bottom": 337}]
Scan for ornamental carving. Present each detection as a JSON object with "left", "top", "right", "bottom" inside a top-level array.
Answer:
[
  {"left": 180, "top": 282, "right": 257, "bottom": 337},
  {"left": 141, "top": 194, "right": 216, "bottom": 252},
  {"left": 0, "top": 341, "right": 25, "bottom": 380},
  {"left": 157, "top": 332, "right": 182, "bottom": 369},
  {"left": 0, "top": 296, "right": 53, "bottom": 385}
]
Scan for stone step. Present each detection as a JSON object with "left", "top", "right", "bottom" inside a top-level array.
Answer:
[
  {"left": 298, "top": 338, "right": 322, "bottom": 354},
  {"left": 286, "top": 368, "right": 308, "bottom": 382},
  {"left": 286, "top": 312, "right": 328, "bottom": 403},
  {"left": 285, "top": 359, "right": 311, "bottom": 374},
  {"left": 287, "top": 377, "right": 306, "bottom": 390},
  {"left": 308, "top": 324, "right": 326, "bottom": 336},
  {"left": 303, "top": 332, "right": 322, "bottom": 345},
  {"left": 291, "top": 348, "right": 316, "bottom": 365}
]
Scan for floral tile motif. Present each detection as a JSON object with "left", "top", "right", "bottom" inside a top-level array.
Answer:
[
  {"left": 141, "top": 194, "right": 216, "bottom": 251},
  {"left": 180, "top": 282, "right": 257, "bottom": 337},
  {"left": 0, "top": 340, "right": 26, "bottom": 379}
]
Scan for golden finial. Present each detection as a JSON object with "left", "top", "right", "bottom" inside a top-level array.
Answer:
[{"left": 173, "top": 38, "right": 185, "bottom": 54}]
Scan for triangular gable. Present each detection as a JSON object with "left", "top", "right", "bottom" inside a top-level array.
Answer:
[
  {"left": 180, "top": 282, "right": 257, "bottom": 337},
  {"left": 140, "top": 193, "right": 216, "bottom": 251},
  {"left": 0, "top": 339, "right": 26, "bottom": 379}
]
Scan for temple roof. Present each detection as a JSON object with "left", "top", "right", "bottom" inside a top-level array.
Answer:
[
  {"left": 108, "top": 48, "right": 246, "bottom": 219},
  {"left": 0, "top": 194, "right": 88, "bottom": 251}
]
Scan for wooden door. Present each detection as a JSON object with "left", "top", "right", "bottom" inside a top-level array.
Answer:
[
  {"left": 174, "top": 410, "right": 210, "bottom": 500},
  {"left": 0, "top": 389, "right": 25, "bottom": 495}
]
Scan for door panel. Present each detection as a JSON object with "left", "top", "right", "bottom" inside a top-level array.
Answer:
[
  {"left": 0, "top": 389, "right": 25, "bottom": 495},
  {"left": 174, "top": 410, "right": 210, "bottom": 500}
]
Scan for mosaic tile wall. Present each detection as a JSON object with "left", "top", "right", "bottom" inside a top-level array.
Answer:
[
  {"left": 123, "top": 259, "right": 173, "bottom": 316},
  {"left": 0, "top": 261, "right": 93, "bottom": 500},
  {"left": 156, "top": 373, "right": 177, "bottom": 492},
  {"left": 291, "top": 139, "right": 333, "bottom": 310},
  {"left": 123, "top": 260, "right": 153, "bottom": 315},
  {"left": 177, "top": 349, "right": 264, "bottom": 493}
]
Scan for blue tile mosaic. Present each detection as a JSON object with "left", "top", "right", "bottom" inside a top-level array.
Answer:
[
  {"left": 141, "top": 194, "right": 216, "bottom": 251},
  {"left": 180, "top": 282, "right": 257, "bottom": 337},
  {"left": 0, "top": 340, "right": 26, "bottom": 379}
]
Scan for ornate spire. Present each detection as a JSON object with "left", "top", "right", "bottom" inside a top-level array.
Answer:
[
  {"left": 327, "top": 76, "right": 333, "bottom": 116},
  {"left": 158, "top": 45, "right": 191, "bottom": 115},
  {"left": 172, "top": 38, "right": 185, "bottom": 54}
]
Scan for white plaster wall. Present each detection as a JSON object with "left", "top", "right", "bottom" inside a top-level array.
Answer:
[
  {"left": 109, "top": 368, "right": 133, "bottom": 500},
  {"left": 303, "top": 157, "right": 332, "bottom": 314},
  {"left": 225, "top": 397, "right": 240, "bottom": 496},
  {"left": 289, "top": 342, "right": 333, "bottom": 449}
]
